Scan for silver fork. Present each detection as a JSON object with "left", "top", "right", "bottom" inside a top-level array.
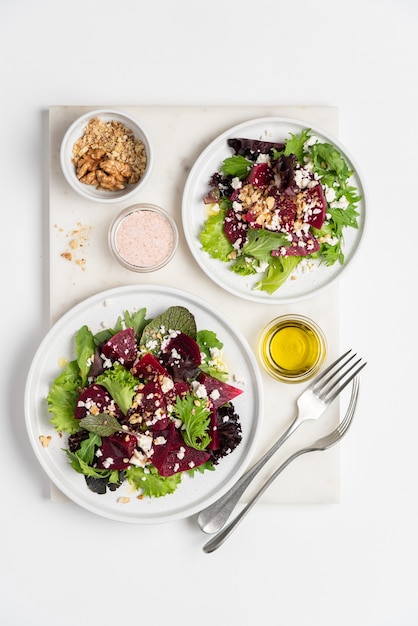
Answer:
[
  {"left": 198, "top": 350, "right": 366, "bottom": 535},
  {"left": 202, "top": 375, "right": 360, "bottom": 553}
]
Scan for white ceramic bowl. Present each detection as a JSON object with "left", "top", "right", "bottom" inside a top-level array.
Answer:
[{"left": 60, "top": 109, "right": 153, "bottom": 203}]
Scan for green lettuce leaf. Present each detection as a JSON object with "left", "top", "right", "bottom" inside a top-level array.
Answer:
[
  {"left": 95, "top": 364, "right": 138, "bottom": 415},
  {"left": 255, "top": 256, "right": 301, "bottom": 294},
  {"left": 126, "top": 465, "right": 182, "bottom": 497},
  {"left": 197, "top": 330, "right": 228, "bottom": 381},
  {"left": 75, "top": 325, "right": 95, "bottom": 386},
  {"left": 200, "top": 208, "right": 234, "bottom": 262},
  {"left": 47, "top": 360, "right": 81, "bottom": 434}
]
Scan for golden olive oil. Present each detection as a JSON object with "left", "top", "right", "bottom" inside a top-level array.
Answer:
[{"left": 258, "top": 315, "right": 327, "bottom": 383}]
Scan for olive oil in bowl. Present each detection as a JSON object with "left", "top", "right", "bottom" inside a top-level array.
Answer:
[{"left": 258, "top": 315, "right": 327, "bottom": 383}]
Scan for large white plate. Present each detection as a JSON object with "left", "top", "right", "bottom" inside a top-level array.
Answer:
[
  {"left": 25, "top": 285, "right": 263, "bottom": 524},
  {"left": 182, "top": 117, "right": 367, "bottom": 303}
]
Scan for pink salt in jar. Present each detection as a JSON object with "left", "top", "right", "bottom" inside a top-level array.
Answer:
[{"left": 109, "top": 204, "right": 178, "bottom": 272}]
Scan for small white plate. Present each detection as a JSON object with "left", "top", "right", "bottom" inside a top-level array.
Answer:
[
  {"left": 182, "top": 117, "right": 366, "bottom": 304},
  {"left": 25, "top": 285, "right": 263, "bottom": 524}
]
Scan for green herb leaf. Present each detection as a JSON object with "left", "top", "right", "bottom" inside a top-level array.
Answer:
[
  {"left": 220, "top": 154, "right": 252, "bottom": 178},
  {"left": 241, "top": 228, "right": 290, "bottom": 263},
  {"left": 76, "top": 432, "right": 101, "bottom": 464},
  {"left": 75, "top": 325, "right": 96, "bottom": 386},
  {"left": 283, "top": 128, "right": 311, "bottom": 162},
  {"left": 174, "top": 392, "right": 211, "bottom": 450},
  {"left": 79, "top": 413, "right": 123, "bottom": 437},
  {"left": 140, "top": 306, "right": 197, "bottom": 352}
]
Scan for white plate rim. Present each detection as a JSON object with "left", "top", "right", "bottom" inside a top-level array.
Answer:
[
  {"left": 182, "top": 116, "right": 367, "bottom": 304},
  {"left": 24, "top": 285, "right": 264, "bottom": 524}
]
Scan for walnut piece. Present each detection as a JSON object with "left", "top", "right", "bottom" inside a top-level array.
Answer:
[{"left": 72, "top": 117, "right": 147, "bottom": 192}]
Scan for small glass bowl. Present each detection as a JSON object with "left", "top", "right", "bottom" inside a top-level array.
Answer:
[
  {"left": 109, "top": 203, "right": 178, "bottom": 272},
  {"left": 258, "top": 314, "right": 327, "bottom": 383}
]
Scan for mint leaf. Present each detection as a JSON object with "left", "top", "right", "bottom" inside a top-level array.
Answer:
[
  {"left": 47, "top": 360, "right": 81, "bottom": 434},
  {"left": 220, "top": 154, "right": 251, "bottom": 178},
  {"left": 79, "top": 414, "right": 122, "bottom": 437},
  {"left": 174, "top": 392, "right": 211, "bottom": 450},
  {"left": 95, "top": 364, "right": 138, "bottom": 414}
]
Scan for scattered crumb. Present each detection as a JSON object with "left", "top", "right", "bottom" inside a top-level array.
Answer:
[
  {"left": 39, "top": 435, "right": 52, "bottom": 448},
  {"left": 54, "top": 221, "right": 92, "bottom": 270},
  {"left": 118, "top": 497, "right": 131, "bottom": 504}
]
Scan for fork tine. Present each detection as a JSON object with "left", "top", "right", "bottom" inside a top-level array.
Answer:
[
  {"left": 337, "top": 376, "right": 360, "bottom": 438},
  {"left": 308, "top": 349, "right": 353, "bottom": 390},
  {"left": 325, "top": 359, "right": 366, "bottom": 404}
]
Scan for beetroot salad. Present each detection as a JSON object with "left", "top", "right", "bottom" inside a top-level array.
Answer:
[
  {"left": 201, "top": 129, "right": 361, "bottom": 294},
  {"left": 47, "top": 306, "right": 243, "bottom": 498}
]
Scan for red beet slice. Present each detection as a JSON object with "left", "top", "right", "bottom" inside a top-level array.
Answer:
[
  {"left": 132, "top": 381, "right": 168, "bottom": 430},
  {"left": 224, "top": 208, "right": 248, "bottom": 246},
  {"left": 303, "top": 184, "right": 327, "bottom": 229},
  {"left": 95, "top": 432, "right": 137, "bottom": 470},
  {"left": 271, "top": 231, "right": 320, "bottom": 257},
  {"left": 74, "top": 384, "right": 124, "bottom": 420},
  {"left": 245, "top": 162, "right": 274, "bottom": 188},
  {"left": 134, "top": 353, "right": 170, "bottom": 381},
  {"left": 101, "top": 328, "right": 138, "bottom": 369},
  {"left": 151, "top": 422, "right": 210, "bottom": 476},
  {"left": 164, "top": 332, "right": 201, "bottom": 366},
  {"left": 197, "top": 373, "right": 243, "bottom": 409}
]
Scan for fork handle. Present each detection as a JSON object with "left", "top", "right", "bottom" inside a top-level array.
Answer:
[
  {"left": 197, "top": 415, "right": 302, "bottom": 534},
  {"left": 203, "top": 446, "right": 312, "bottom": 553}
]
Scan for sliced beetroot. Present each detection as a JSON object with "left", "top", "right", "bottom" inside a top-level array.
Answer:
[
  {"left": 130, "top": 381, "right": 168, "bottom": 430},
  {"left": 303, "top": 184, "right": 327, "bottom": 229},
  {"left": 95, "top": 432, "right": 138, "bottom": 470},
  {"left": 198, "top": 372, "right": 243, "bottom": 409},
  {"left": 161, "top": 332, "right": 202, "bottom": 382},
  {"left": 151, "top": 422, "right": 210, "bottom": 476},
  {"left": 74, "top": 383, "right": 124, "bottom": 420},
  {"left": 165, "top": 333, "right": 201, "bottom": 366},
  {"left": 165, "top": 381, "right": 190, "bottom": 406},
  {"left": 224, "top": 208, "right": 248, "bottom": 246},
  {"left": 272, "top": 231, "right": 320, "bottom": 257},
  {"left": 245, "top": 162, "right": 274, "bottom": 188},
  {"left": 134, "top": 353, "right": 170, "bottom": 382},
  {"left": 101, "top": 328, "right": 138, "bottom": 369}
]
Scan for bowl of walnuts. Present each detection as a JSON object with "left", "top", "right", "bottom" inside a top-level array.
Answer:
[{"left": 60, "top": 109, "right": 153, "bottom": 203}]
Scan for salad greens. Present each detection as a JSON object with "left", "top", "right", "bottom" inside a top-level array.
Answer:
[
  {"left": 200, "top": 129, "right": 361, "bottom": 294},
  {"left": 47, "top": 306, "right": 243, "bottom": 499}
]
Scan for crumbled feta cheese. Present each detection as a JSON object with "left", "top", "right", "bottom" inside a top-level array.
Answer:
[
  {"left": 191, "top": 380, "right": 208, "bottom": 398},
  {"left": 231, "top": 177, "right": 242, "bottom": 189}
]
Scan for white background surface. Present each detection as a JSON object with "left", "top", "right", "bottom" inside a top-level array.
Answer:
[{"left": 1, "top": 1, "right": 417, "bottom": 624}]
